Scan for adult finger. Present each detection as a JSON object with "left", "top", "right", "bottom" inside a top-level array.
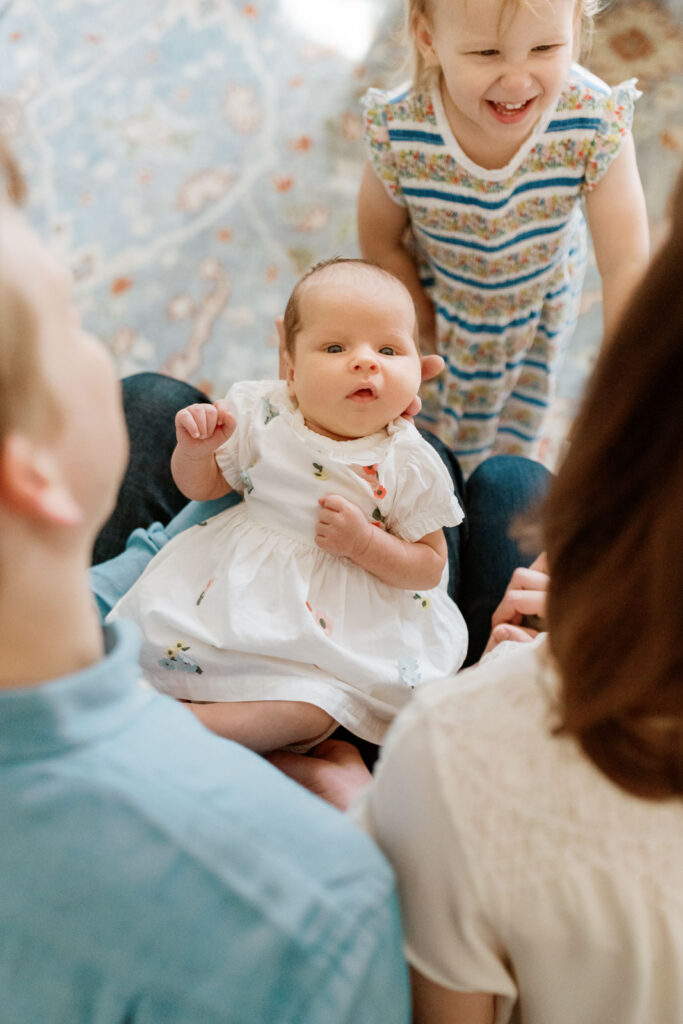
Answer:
[
  {"left": 491, "top": 587, "right": 547, "bottom": 628},
  {"left": 529, "top": 551, "right": 549, "bottom": 574},
  {"left": 420, "top": 353, "right": 445, "bottom": 383},
  {"left": 482, "top": 622, "right": 538, "bottom": 656}
]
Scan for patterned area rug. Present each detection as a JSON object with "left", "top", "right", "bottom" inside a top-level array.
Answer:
[{"left": 1, "top": 0, "right": 682, "bottom": 468}]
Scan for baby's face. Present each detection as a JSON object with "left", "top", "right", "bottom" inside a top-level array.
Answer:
[{"left": 286, "top": 269, "right": 422, "bottom": 440}]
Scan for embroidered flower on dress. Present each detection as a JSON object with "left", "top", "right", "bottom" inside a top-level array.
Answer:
[
  {"left": 371, "top": 507, "right": 387, "bottom": 529},
  {"left": 413, "top": 593, "right": 431, "bottom": 609},
  {"left": 305, "top": 600, "right": 333, "bottom": 635},
  {"left": 262, "top": 397, "right": 279, "bottom": 424},
  {"left": 312, "top": 462, "right": 329, "bottom": 480},
  {"left": 196, "top": 577, "right": 215, "bottom": 606},
  {"left": 397, "top": 655, "right": 421, "bottom": 689},
  {"left": 240, "top": 468, "right": 254, "bottom": 493},
  {"left": 159, "top": 641, "right": 203, "bottom": 674}
]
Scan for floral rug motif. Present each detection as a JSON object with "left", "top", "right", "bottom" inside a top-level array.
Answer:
[{"left": 1, "top": 0, "right": 682, "bottom": 468}]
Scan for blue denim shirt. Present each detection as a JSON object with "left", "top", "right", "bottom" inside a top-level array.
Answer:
[{"left": 0, "top": 621, "right": 409, "bottom": 1023}]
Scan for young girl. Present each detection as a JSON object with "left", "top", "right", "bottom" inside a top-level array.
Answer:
[
  {"left": 359, "top": 0, "right": 650, "bottom": 473},
  {"left": 109, "top": 258, "right": 467, "bottom": 752}
]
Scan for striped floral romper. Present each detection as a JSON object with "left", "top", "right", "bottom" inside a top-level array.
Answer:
[{"left": 363, "top": 64, "right": 639, "bottom": 475}]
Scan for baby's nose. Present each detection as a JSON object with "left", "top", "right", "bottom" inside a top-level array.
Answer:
[{"left": 352, "top": 348, "right": 378, "bottom": 370}]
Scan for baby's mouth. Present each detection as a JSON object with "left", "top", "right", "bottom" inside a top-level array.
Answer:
[{"left": 348, "top": 385, "right": 377, "bottom": 402}]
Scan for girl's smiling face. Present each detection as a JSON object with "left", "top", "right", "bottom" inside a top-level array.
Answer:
[
  {"left": 414, "top": 0, "right": 577, "bottom": 166},
  {"left": 284, "top": 267, "right": 422, "bottom": 441}
]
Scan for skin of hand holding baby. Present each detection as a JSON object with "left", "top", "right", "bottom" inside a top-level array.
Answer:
[{"left": 113, "top": 259, "right": 466, "bottom": 754}]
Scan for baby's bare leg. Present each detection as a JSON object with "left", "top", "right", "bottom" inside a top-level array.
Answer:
[{"left": 185, "top": 699, "right": 335, "bottom": 754}]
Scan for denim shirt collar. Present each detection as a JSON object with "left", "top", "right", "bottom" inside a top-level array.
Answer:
[{"left": 0, "top": 620, "right": 154, "bottom": 761}]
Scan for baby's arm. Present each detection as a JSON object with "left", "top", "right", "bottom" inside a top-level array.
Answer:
[
  {"left": 357, "top": 162, "right": 437, "bottom": 352},
  {"left": 171, "top": 400, "right": 236, "bottom": 501},
  {"left": 186, "top": 699, "right": 335, "bottom": 755},
  {"left": 316, "top": 494, "right": 446, "bottom": 590},
  {"left": 585, "top": 133, "right": 649, "bottom": 342}
]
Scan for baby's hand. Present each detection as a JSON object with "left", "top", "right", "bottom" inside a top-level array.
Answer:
[
  {"left": 315, "top": 495, "right": 373, "bottom": 561},
  {"left": 175, "top": 400, "right": 236, "bottom": 456}
]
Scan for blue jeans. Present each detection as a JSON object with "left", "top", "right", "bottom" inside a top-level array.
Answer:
[{"left": 92, "top": 373, "right": 550, "bottom": 761}]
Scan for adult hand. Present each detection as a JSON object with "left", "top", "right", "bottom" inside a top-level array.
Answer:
[
  {"left": 482, "top": 552, "right": 549, "bottom": 656},
  {"left": 403, "top": 353, "right": 444, "bottom": 419},
  {"left": 275, "top": 315, "right": 444, "bottom": 419},
  {"left": 268, "top": 738, "right": 373, "bottom": 811}
]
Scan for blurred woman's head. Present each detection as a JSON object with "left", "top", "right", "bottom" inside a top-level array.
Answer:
[{"left": 544, "top": 165, "right": 683, "bottom": 800}]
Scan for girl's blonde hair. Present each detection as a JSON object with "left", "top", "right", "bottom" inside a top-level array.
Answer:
[{"left": 406, "top": 0, "right": 604, "bottom": 86}]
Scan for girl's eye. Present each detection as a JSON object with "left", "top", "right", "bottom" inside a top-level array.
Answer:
[
  {"left": 477, "top": 49, "right": 499, "bottom": 57},
  {"left": 379, "top": 346, "right": 396, "bottom": 356},
  {"left": 325, "top": 344, "right": 343, "bottom": 353},
  {"left": 533, "top": 44, "right": 557, "bottom": 52}
]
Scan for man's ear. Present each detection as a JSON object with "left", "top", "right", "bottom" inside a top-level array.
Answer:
[
  {"left": 413, "top": 12, "right": 440, "bottom": 67},
  {"left": 0, "top": 433, "right": 82, "bottom": 526}
]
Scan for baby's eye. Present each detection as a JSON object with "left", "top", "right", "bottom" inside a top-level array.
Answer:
[
  {"left": 477, "top": 49, "right": 499, "bottom": 57},
  {"left": 325, "top": 344, "right": 343, "bottom": 353},
  {"left": 533, "top": 44, "right": 557, "bottom": 52},
  {"left": 379, "top": 346, "right": 396, "bottom": 356}
]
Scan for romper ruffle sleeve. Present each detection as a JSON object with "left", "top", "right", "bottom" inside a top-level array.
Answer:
[
  {"left": 383, "top": 430, "right": 464, "bottom": 542},
  {"left": 214, "top": 379, "right": 267, "bottom": 491},
  {"left": 362, "top": 87, "right": 407, "bottom": 206},
  {"left": 583, "top": 78, "right": 641, "bottom": 191}
]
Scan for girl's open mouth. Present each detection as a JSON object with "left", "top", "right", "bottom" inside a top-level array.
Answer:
[{"left": 487, "top": 98, "right": 535, "bottom": 124}]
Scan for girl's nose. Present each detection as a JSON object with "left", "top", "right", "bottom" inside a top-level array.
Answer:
[{"left": 499, "top": 66, "right": 533, "bottom": 94}]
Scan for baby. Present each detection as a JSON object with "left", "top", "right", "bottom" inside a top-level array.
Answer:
[{"left": 109, "top": 259, "right": 467, "bottom": 752}]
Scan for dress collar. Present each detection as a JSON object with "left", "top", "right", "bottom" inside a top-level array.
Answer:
[{"left": 0, "top": 620, "right": 154, "bottom": 762}]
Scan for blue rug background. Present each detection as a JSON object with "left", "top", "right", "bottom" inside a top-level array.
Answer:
[{"left": 2, "top": 0, "right": 681, "bottom": 464}]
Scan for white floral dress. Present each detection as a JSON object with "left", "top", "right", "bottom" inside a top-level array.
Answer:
[
  {"left": 109, "top": 380, "right": 467, "bottom": 744},
  {"left": 363, "top": 64, "right": 640, "bottom": 474}
]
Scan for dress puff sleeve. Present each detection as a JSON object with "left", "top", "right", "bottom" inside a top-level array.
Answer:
[
  {"left": 352, "top": 693, "right": 518, "bottom": 1021},
  {"left": 362, "top": 87, "right": 406, "bottom": 207},
  {"left": 583, "top": 79, "right": 641, "bottom": 191},
  {"left": 213, "top": 379, "right": 269, "bottom": 491},
  {"left": 383, "top": 429, "right": 464, "bottom": 542}
]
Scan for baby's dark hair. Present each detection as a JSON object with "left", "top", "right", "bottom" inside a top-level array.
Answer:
[{"left": 282, "top": 256, "right": 419, "bottom": 356}]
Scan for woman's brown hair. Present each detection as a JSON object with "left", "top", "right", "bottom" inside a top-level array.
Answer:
[{"left": 544, "top": 166, "right": 683, "bottom": 800}]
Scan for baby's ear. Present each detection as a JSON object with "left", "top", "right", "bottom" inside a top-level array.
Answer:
[
  {"left": 275, "top": 316, "right": 291, "bottom": 381},
  {"left": 0, "top": 432, "right": 81, "bottom": 526},
  {"left": 282, "top": 346, "right": 295, "bottom": 385}
]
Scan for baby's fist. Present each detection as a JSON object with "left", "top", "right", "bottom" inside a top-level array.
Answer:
[
  {"left": 175, "top": 400, "right": 236, "bottom": 453},
  {"left": 315, "top": 495, "right": 372, "bottom": 561}
]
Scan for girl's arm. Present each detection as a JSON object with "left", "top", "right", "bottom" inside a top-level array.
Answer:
[
  {"left": 585, "top": 133, "right": 649, "bottom": 343},
  {"left": 357, "top": 162, "right": 437, "bottom": 352},
  {"left": 171, "top": 400, "right": 236, "bottom": 501},
  {"left": 316, "top": 494, "right": 446, "bottom": 590}
]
